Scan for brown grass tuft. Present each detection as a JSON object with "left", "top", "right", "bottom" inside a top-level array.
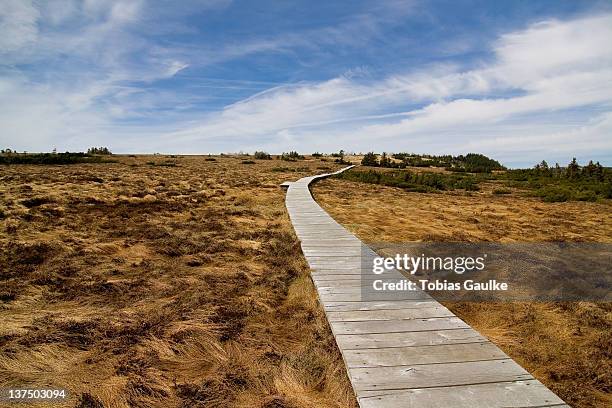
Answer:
[
  {"left": 0, "top": 156, "right": 356, "bottom": 407},
  {"left": 314, "top": 176, "right": 611, "bottom": 408}
]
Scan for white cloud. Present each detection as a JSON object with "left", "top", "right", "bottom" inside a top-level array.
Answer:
[
  {"left": 493, "top": 16, "right": 612, "bottom": 87},
  {"left": 0, "top": 4, "right": 611, "bottom": 166},
  {"left": 148, "top": 13, "right": 612, "bottom": 165},
  {"left": 0, "top": 0, "right": 39, "bottom": 52},
  {"left": 165, "top": 61, "right": 189, "bottom": 77}
]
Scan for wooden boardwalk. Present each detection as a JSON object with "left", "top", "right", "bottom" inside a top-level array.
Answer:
[{"left": 285, "top": 166, "right": 568, "bottom": 408}]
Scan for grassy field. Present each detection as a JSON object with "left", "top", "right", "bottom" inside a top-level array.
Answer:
[
  {"left": 0, "top": 156, "right": 357, "bottom": 408},
  {"left": 313, "top": 172, "right": 611, "bottom": 408}
]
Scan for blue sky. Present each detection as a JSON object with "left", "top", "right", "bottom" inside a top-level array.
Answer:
[{"left": 1, "top": 0, "right": 611, "bottom": 166}]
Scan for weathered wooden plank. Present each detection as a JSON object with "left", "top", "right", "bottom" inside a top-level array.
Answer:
[
  {"left": 312, "top": 276, "right": 411, "bottom": 285},
  {"left": 316, "top": 286, "right": 416, "bottom": 295},
  {"left": 358, "top": 380, "right": 568, "bottom": 408},
  {"left": 335, "top": 328, "right": 488, "bottom": 349},
  {"left": 306, "top": 255, "right": 370, "bottom": 261},
  {"left": 323, "top": 300, "right": 438, "bottom": 312},
  {"left": 326, "top": 306, "right": 454, "bottom": 321},
  {"left": 350, "top": 359, "right": 533, "bottom": 391},
  {"left": 344, "top": 342, "right": 507, "bottom": 367},
  {"left": 314, "top": 282, "right": 385, "bottom": 289},
  {"left": 300, "top": 238, "right": 361, "bottom": 242},
  {"left": 311, "top": 276, "right": 364, "bottom": 283},
  {"left": 330, "top": 317, "right": 470, "bottom": 335},
  {"left": 310, "top": 267, "right": 365, "bottom": 272},
  {"left": 319, "top": 291, "right": 429, "bottom": 302},
  {"left": 302, "top": 247, "right": 366, "bottom": 252}
]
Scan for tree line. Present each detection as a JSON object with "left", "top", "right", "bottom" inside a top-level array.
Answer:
[
  {"left": 528, "top": 158, "right": 606, "bottom": 181},
  {"left": 361, "top": 152, "right": 505, "bottom": 173}
]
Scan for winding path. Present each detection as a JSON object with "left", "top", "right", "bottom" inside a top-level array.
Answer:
[{"left": 284, "top": 165, "right": 568, "bottom": 408}]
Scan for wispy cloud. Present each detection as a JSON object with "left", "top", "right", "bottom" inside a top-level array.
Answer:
[
  {"left": 149, "top": 14, "right": 612, "bottom": 166},
  {"left": 0, "top": 1, "right": 610, "bottom": 166},
  {"left": 0, "top": 0, "right": 39, "bottom": 53}
]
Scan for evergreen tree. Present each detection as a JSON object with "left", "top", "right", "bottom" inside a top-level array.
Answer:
[
  {"left": 554, "top": 162, "right": 561, "bottom": 178},
  {"left": 87, "top": 147, "right": 112, "bottom": 155},
  {"left": 361, "top": 152, "right": 379, "bottom": 167},
  {"left": 379, "top": 152, "right": 391, "bottom": 167},
  {"left": 567, "top": 157, "right": 580, "bottom": 179},
  {"left": 582, "top": 160, "right": 596, "bottom": 178},
  {"left": 594, "top": 161, "right": 605, "bottom": 181}
]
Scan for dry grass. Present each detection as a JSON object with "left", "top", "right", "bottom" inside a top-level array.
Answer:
[
  {"left": 0, "top": 156, "right": 357, "bottom": 408},
  {"left": 313, "top": 176, "right": 612, "bottom": 408}
]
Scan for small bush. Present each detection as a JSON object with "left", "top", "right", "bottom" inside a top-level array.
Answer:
[
  {"left": 87, "top": 147, "right": 112, "bottom": 155},
  {"left": 336, "top": 169, "right": 482, "bottom": 192},
  {"left": 576, "top": 190, "right": 598, "bottom": 202},
  {"left": 254, "top": 151, "right": 271, "bottom": 160},
  {"left": 361, "top": 152, "right": 378, "bottom": 167},
  {"left": 497, "top": 158, "right": 610, "bottom": 202},
  {"left": 241, "top": 160, "right": 256, "bottom": 164},
  {"left": 0, "top": 152, "right": 107, "bottom": 165},
  {"left": 493, "top": 188, "right": 511, "bottom": 195},
  {"left": 280, "top": 151, "right": 304, "bottom": 161},
  {"left": 146, "top": 161, "right": 177, "bottom": 167},
  {"left": 538, "top": 187, "right": 571, "bottom": 202},
  {"left": 21, "top": 197, "right": 53, "bottom": 208}
]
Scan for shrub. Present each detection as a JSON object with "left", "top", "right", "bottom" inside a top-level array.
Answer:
[
  {"left": 241, "top": 160, "right": 256, "bottom": 164},
  {"left": 87, "top": 147, "right": 112, "bottom": 155},
  {"left": 336, "top": 169, "right": 482, "bottom": 192},
  {"left": 538, "top": 187, "right": 571, "bottom": 202},
  {"left": 0, "top": 152, "right": 108, "bottom": 165},
  {"left": 492, "top": 188, "right": 511, "bottom": 195},
  {"left": 312, "top": 152, "right": 322, "bottom": 157},
  {"left": 330, "top": 149, "right": 350, "bottom": 164},
  {"left": 21, "top": 197, "right": 53, "bottom": 208},
  {"left": 280, "top": 151, "right": 304, "bottom": 161},
  {"left": 361, "top": 152, "right": 378, "bottom": 167},
  {"left": 375, "top": 152, "right": 504, "bottom": 171},
  {"left": 254, "top": 151, "right": 271, "bottom": 160},
  {"left": 576, "top": 190, "right": 598, "bottom": 202},
  {"left": 454, "top": 178, "right": 480, "bottom": 191},
  {"left": 498, "top": 159, "right": 611, "bottom": 202},
  {"left": 146, "top": 161, "right": 177, "bottom": 167}
]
